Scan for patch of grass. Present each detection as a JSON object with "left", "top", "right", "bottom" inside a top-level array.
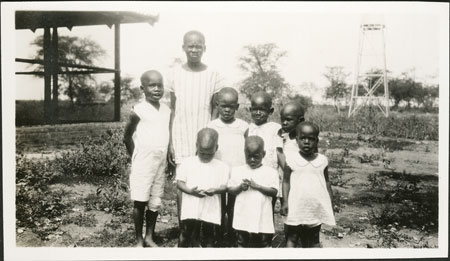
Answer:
[{"left": 62, "top": 213, "right": 97, "bottom": 227}]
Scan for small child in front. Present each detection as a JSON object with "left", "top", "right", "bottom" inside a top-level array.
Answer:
[
  {"left": 176, "top": 128, "right": 229, "bottom": 247},
  {"left": 246, "top": 91, "right": 283, "bottom": 214},
  {"left": 281, "top": 122, "right": 335, "bottom": 248},
  {"left": 207, "top": 87, "right": 248, "bottom": 245},
  {"left": 228, "top": 136, "right": 279, "bottom": 248},
  {"left": 123, "top": 70, "right": 170, "bottom": 247}
]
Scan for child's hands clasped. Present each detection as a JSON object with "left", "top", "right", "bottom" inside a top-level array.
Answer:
[
  {"left": 240, "top": 179, "right": 250, "bottom": 191},
  {"left": 243, "top": 178, "right": 259, "bottom": 190},
  {"left": 190, "top": 186, "right": 207, "bottom": 198}
]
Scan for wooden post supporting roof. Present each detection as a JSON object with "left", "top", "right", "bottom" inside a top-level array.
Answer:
[
  {"left": 52, "top": 27, "right": 59, "bottom": 123},
  {"left": 114, "top": 23, "right": 121, "bottom": 121},
  {"left": 43, "top": 27, "right": 52, "bottom": 123}
]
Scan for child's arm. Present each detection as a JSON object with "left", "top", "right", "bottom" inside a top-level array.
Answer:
[
  {"left": 211, "top": 93, "right": 219, "bottom": 120},
  {"left": 123, "top": 112, "right": 140, "bottom": 157},
  {"left": 277, "top": 148, "right": 286, "bottom": 170},
  {"left": 204, "top": 185, "right": 227, "bottom": 196},
  {"left": 177, "top": 180, "right": 206, "bottom": 198},
  {"left": 281, "top": 166, "right": 292, "bottom": 216},
  {"left": 245, "top": 179, "right": 277, "bottom": 197},
  {"left": 324, "top": 166, "right": 335, "bottom": 214},
  {"left": 168, "top": 92, "right": 176, "bottom": 167},
  {"left": 228, "top": 181, "right": 250, "bottom": 196}
]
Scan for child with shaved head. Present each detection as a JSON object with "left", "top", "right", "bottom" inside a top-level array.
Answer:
[
  {"left": 176, "top": 128, "right": 229, "bottom": 247},
  {"left": 281, "top": 122, "right": 335, "bottom": 248},
  {"left": 123, "top": 70, "right": 170, "bottom": 247},
  {"left": 207, "top": 87, "right": 248, "bottom": 246},
  {"left": 228, "top": 136, "right": 279, "bottom": 247}
]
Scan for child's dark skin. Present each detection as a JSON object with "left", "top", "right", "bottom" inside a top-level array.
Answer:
[
  {"left": 281, "top": 123, "right": 334, "bottom": 247},
  {"left": 177, "top": 128, "right": 227, "bottom": 247},
  {"left": 228, "top": 136, "right": 277, "bottom": 198},
  {"left": 123, "top": 70, "right": 165, "bottom": 248},
  {"left": 216, "top": 87, "right": 239, "bottom": 124},
  {"left": 249, "top": 92, "right": 274, "bottom": 127}
]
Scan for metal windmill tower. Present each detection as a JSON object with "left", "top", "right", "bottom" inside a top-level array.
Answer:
[{"left": 348, "top": 15, "right": 389, "bottom": 117}]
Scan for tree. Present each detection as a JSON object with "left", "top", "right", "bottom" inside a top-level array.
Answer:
[
  {"left": 30, "top": 35, "right": 106, "bottom": 105},
  {"left": 238, "top": 43, "right": 290, "bottom": 104},
  {"left": 324, "top": 66, "right": 350, "bottom": 114},
  {"left": 100, "top": 76, "right": 141, "bottom": 103}
]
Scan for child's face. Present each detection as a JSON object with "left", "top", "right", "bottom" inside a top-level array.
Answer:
[
  {"left": 217, "top": 93, "right": 239, "bottom": 123},
  {"left": 197, "top": 141, "right": 217, "bottom": 163},
  {"left": 183, "top": 33, "right": 205, "bottom": 64},
  {"left": 296, "top": 125, "right": 318, "bottom": 157},
  {"left": 141, "top": 74, "right": 164, "bottom": 103},
  {"left": 245, "top": 144, "right": 265, "bottom": 169},
  {"left": 280, "top": 107, "right": 303, "bottom": 133},
  {"left": 250, "top": 97, "right": 273, "bottom": 126}
]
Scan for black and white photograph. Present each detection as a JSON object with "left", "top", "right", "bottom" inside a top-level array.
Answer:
[{"left": 2, "top": 1, "right": 449, "bottom": 260}]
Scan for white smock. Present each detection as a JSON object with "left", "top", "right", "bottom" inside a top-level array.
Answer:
[
  {"left": 166, "top": 64, "right": 224, "bottom": 164},
  {"left": 176, "top": 156, "right": 229, "bottom": 225},
  {"left": 229, "top": 165, "right": 279, "bottom": 234},
  {"left": 207, "top": 118, "right": 248, "bottom": 168},
  {"left": 284, "top": 152, "right": 336, "bottom": 226},
  {"left": 129, "top": 101, "right": 170, "bottom": 211}
]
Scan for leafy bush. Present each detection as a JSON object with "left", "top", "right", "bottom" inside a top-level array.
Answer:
[
  {"left": 54, "top": 129, "right": 129, "bottom": 183},
  {"left": 16, "top": 155, "right": 67, "bottom": 238}
]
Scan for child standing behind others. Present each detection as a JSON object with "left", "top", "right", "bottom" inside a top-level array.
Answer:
[
  {"left": 207, "top": 87, "right": 248, "bottom": 246},
  {"left": 228, "top": 136, "right": 279, "bottom": 248},
  {"left": 176, "top": 128, "right": 229, "bottom": 247},
  {"left": 281, "top": 122, "right": 335, "bottom": 248},
  {"left": 245, "top": 91, "right": 283, "bottom": 213},
  {"left": 123, "top": 70, "right": 170, "bottom": 247}
]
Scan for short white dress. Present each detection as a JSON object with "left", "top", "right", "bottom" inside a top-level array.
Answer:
[{"left": 284, "top": 152, "right": 336, "bottom": 227}]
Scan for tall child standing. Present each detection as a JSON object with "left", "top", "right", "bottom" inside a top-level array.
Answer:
[
  {"left": 281, "top": 122, "right": 335, "bottom": 248},
  {"left": 207, "top": 87, "right": 248, "bottom": 245},
  {"left": 123, "top": 70, "right": 171, "bottom": 247},
  {"left": 166, "top": 30, "right": 224, "bottom": 223}
]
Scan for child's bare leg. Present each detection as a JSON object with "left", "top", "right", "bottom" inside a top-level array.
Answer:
[
  {"left": 236, "top": 230, "right": 249, "bottom": 248},
  {"left": 144, "top": 210, "right": 159, "bottom": 247},
  {"left": 260, "top": 233, "right": 273, "bottom": 248},
  {"left": 133, "top": 201, "right": 146, "bottom": 247},
  {"left": 178, "top": 220, "right": 189, "bottom": 247},
  {"left": 191, "top": 220, "right": 202, "bottom": 247},
  {"left": 307, "top": 225, "right": 321, "bottom": 248},
  {"left": 285, "top": 224, "right": 299, "bottom": 248},
  {"left": 202, "top": 222, "right": 215, "bottom": 247}
]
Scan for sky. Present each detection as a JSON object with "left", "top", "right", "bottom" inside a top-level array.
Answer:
[{"left": 9, "top": 2, "right": 447, "bottom": 103}]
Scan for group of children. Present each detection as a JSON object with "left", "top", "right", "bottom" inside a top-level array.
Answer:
[{"left": 123, "top": 30, "right": 335, "bottom": 248}]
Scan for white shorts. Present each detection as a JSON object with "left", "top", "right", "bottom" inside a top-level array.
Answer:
[{"left": 130, "top": 147, "right": 167, "bottom": 211}]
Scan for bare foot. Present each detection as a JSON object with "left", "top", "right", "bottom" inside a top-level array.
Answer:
[
  {"left": 135, "top": 239, "right": 144, "bottom": 247},
  {"left": 144, "top": 237, "right": 158, "bottom": 247}
]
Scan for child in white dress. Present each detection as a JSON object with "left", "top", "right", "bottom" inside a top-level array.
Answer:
[
  {"left": 207, "top": 87, "right": 248, "bottom": 245},
  {"left": 245, "top": 91, "right": 283, "bottom": 216},
  {"left": 176, "top": 128, "right": 229, "bottom": 247},
  {"left": 281, "top": 122, "right": 335, "bottom": 248},
  {"left": 228, "top": 136, "right": 279, "bottom": 248},
  {"left": 123, "top": 70, "right": 170, "bottom": 247}
]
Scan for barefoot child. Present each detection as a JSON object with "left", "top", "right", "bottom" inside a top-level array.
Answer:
[
  {"left": 123, "top": 70, "right": 170, "bottom": 247},
  {"left": 207, "top": 87, "right": 248, "bottom": 246},
  {"left": 281, "top": 122, "right": 335, "bottom": 248},
  {"left": 228, "top": 136, "right": 279, "bottom": 248},
  {"left": 176, "top": 128, "right": 229, "bottom": 247},
  {"left": 245, "top": 91, "right": 283, "bottom": 217}
]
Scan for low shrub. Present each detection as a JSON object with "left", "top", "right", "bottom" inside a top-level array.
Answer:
[{"left": 54, "top": 129, "right": 129, "bottom": 183}]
